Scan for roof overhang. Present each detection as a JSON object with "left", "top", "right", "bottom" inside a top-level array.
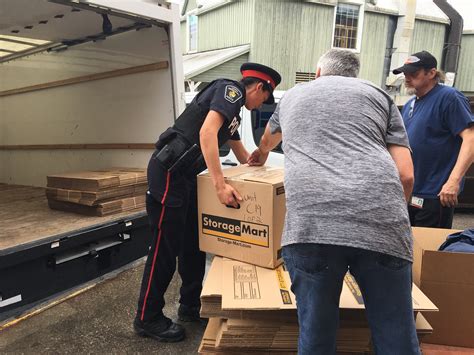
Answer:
[{"left": 183, "top": 44, "right": 250, "bottom": 80}]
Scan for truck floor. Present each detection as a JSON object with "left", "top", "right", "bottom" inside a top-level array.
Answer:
[{"left": 0, "top": 184, "right": 145, "bottom": 252}]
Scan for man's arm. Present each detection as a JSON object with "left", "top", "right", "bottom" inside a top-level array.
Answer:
[
  {"left": 227, "top": 139, "right": 250, "bottom": 164},
  {"left": 200, "top": 110, "right": 242, "bottom": 207},
  {"left": 439, "top": 126, "right": 474, "bottom": 207},
  {"left": 387, "top": 144, "right": 414, "bottom": 202},
  {"left": 247, "top": 123, "right": 282, "bottom": 166}
]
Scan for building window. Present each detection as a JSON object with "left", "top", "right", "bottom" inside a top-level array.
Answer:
[
  {"left": 333, "top": 3, "right": 360, "bottom": 50},
  {"left": 187, "top": 13, "right": 198, "bottom": 52}
]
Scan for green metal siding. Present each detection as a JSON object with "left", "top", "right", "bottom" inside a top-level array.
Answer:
[
  {"left": 251, "top": 1, "right": 334, "bottom": 90},
  {"left": 197, "top": 0, "right": 254, "bottom": 52},
  {"left": 410, "top": 19, "right": 446, "bottom": 63},
  {"left": 456, "top": 34, "right": 474, "bottom": 93},
  {"left": 359, "top": 12, "right": 389, "bottom": 87},
  {"left": 190, "top": 53, "right": 250, "bottom": 83}
]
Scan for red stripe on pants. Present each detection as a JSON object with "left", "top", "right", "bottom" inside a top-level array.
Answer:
[{"left": 140, "top": 171, "right": 171, "bottom": 321}]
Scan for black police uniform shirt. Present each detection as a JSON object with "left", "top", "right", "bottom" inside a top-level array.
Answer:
[
  {"left": 147, "top": 79, "right": 246, "bottom": 205},
  {"left": 194, "top": 79, "right": 245, "bottom": 144}
]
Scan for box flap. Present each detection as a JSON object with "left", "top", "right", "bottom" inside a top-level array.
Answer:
[
  {"left": 412, "top": 227, "right": 462, "bottom": 252},
  {"left": 421, "top": 250, "right": 474, "bottom": 284},
  {"left": 200, "top": 165, "right": 284, "bottom": 185},
  {"left": 215, "top": 257, "right": 437, "bottom": 312},
  {"left": 413, "top": 227, "right": 474, "bottom": 285}
]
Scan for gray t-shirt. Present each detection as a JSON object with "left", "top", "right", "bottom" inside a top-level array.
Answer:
[{"left": 270, "top": 76, "right": 413, "bottom": 261}]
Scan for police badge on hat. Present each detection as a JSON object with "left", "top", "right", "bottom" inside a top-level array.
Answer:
[{"left": 224, "top": 85, "right": 243, "bottom": 103}]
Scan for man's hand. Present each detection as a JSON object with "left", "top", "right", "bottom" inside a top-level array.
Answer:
[
  {"left": 247, "top": 147, "right": 269, "bottom": 166},
  {"left": 216, "top": 183, "right": 242, "bottom": 208},
  {"left": 438, "top": 179, "right": 460, "bottom": 207},
  {"left": 439, "top": 126, "right": 474, "bottom": 208}
]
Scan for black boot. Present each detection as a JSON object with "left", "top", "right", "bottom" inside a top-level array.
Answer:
[
  {"left": 178, "top": 304, "right": 207, "bottom": 323},
  {"left": 133, "top": 316, "right": 185, "bottom": 342}
]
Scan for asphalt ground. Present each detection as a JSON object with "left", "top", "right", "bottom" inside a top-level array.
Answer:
[{"left": 1, "top": 212, "right": 473, "bottom": 354}]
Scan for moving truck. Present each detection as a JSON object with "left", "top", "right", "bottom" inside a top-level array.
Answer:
[{"left": 0, "top": 0, "right": 184, "bottom": 319}]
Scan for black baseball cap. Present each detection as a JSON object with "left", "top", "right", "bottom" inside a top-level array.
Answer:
[
  {"left": 392, "top": 51, "right": 438, "bottom": 74},
  {"left": 241, "top": 62, "right": 281, "bottom": 104}
]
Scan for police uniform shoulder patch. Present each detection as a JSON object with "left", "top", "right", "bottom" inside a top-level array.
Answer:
[{"left": 224, "top": 85, "right": 243, "bottom": 104}]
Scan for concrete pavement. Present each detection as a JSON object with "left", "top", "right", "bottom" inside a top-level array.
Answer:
[{"left": 1, "top": 213, "right": 473, "bottom": 354}]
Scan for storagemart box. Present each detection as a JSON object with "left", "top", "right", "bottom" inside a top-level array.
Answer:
[
  {"left": 412, "top": 227, "right": 474, "bottom": 347},
  {"left": 198, "top": 165, "right": 285, "bottom": 268}
]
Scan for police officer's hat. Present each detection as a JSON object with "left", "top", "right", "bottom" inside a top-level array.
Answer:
[{"left": 240, "top": 62, "right": 281, "bottom": 104}]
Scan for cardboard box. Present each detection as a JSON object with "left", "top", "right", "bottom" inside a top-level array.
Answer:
[
  {"left": 198, "top": 165, "right": 285, "bottom": 268},
  {"left": 412, "top": 227, "right": 474, "bottom": 348}
]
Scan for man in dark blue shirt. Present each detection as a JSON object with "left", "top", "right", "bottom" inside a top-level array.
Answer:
[{"left": 393, "top": 51, "right": 474, "bottom": 228}]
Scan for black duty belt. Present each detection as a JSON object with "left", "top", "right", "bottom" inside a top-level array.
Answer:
[{"left": 153, "top": 138, "right": 202, "bottom": 174}]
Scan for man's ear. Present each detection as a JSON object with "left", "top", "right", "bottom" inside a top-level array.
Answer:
[{"left": 315, "top": 67, "right": 321, "bottom": 78}]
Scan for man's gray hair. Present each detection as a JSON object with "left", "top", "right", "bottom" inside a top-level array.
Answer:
[{"left": 317, "top": 49, "right": 360, "bottom": 78}]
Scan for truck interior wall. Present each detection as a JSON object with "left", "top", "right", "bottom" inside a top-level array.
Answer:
[{"left": 0, "top": 26, "right": 174, "bottom": 186}]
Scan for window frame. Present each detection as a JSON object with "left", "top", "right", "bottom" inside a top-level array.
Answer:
[
  {"left": 186, "top": 10, "right": 198, "bottom": 53},
  {"left": 331, "top": 0, "right": 365, "bottom": 53}
]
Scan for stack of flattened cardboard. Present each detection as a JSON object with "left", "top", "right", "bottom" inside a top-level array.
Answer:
[
  {"left": 46, "top": 168, "right": 147, "bottom": 216},
  {"left": 199, "top": 257, "right": 437, "bottom": 354}
]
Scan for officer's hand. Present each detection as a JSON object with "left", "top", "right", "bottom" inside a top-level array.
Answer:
[
  {"left": 438, "top": 179, "right": 459, "bottom": 207},
  {"left": 216, "top": 183, "right": 242, "bottom": 208},
  {"left": 247, "top": 148, "right": 269, "bottom": 166}
]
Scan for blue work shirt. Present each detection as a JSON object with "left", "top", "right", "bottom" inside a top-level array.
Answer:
[{"left": 402, "top": 84, "right": 473, "bottom": 198}]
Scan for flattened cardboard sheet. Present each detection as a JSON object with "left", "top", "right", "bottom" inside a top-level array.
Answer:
[
  {"left": 48, "top": 194, "right": 145, "bottom": 216},
  {"left": 46, "top": 184, "right": 147, "bottom": 206},
  {"left": 203, "top": 257, "right": 437, "bottom": 312},
  {"left": 47, "top": 168, "right": 146, "bottom": 191}
]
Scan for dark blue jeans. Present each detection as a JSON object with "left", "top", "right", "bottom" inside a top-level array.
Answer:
[{"left": 282, "top": 243, "right": 420, "bottom": 355}]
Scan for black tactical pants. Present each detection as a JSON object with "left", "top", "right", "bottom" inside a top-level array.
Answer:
[{"left": 136, "top": 162, "right": 206, "bottom": 322}]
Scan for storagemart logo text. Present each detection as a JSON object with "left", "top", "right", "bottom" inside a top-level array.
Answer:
[{"left": 202, "top": 214, "right": 269, "bottom": 247}]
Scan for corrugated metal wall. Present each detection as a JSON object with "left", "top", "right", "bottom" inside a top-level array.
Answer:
[
  {"left": 251, "top": 1, "right": 334, "bottom": 90},
  {"left": 182, "top": 2, "right": 473, "bottom": 94},
  {"left": 456, "top": 34, "right": 474, "bottom": 94},
  {"left": 190, "top": 53, "right": 250, "bottom": 82},
  {"left": 196, "top": 0, "right": 254, "bottom": 52},
  {"left": 359, "top": 11, "right": 389, "bottom": 87},
  {"left": 410, "top": 19, "right": 446, "bottom": 61}
]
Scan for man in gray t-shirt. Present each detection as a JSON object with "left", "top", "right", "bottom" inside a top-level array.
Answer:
[{"left": 248, "top": 50, "right": 419, "bottom": 355}]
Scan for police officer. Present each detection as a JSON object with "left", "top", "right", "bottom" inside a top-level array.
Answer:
[{"left": 133, "top": 63, "right": 281, "bottom": 342}]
